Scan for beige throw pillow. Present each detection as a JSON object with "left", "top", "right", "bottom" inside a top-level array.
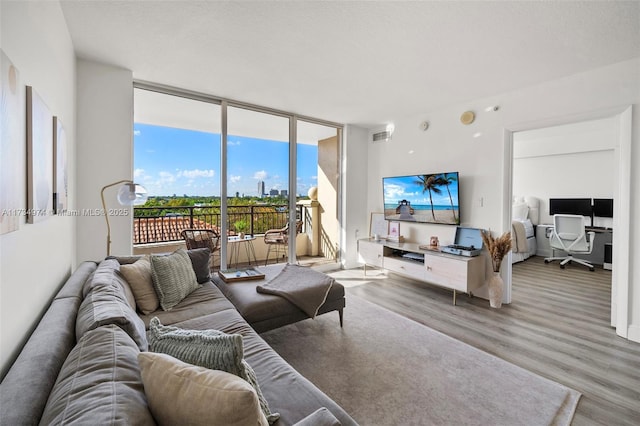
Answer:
[
  {"left": 120, "top": 255, "right": 159, "bottom": 315},
  {"left": 138, "top": 352, "right": 268, "bottom": 426}
]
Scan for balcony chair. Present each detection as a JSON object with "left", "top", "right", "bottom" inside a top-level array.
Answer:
[
  {"left": 264, "top": 220, "right": 303, "bottom": 265},
  {"left": 181, "top": 228, "right": 220, "bottom": 272},
  {"left": 544, "top": 214, "right": 596, "bottom": 271}
]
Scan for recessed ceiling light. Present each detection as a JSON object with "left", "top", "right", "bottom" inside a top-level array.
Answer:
[
  {"left": 485, "top": 105, "right": 500, "bottom": 112},
  {"left": 473, "top": 132, "right": 482, "bottom": 138}
]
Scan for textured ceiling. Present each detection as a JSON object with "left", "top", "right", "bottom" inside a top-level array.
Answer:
[{"left": 60, "top": 1, "right": 640, "bottom": 128}]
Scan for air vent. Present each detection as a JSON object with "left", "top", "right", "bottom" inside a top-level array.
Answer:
[{"left": 371, "top": 130, "right": 392, "bottom": 143}]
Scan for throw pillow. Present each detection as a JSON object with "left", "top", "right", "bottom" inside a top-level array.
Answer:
[
  {"left": 138, "top": 352, "right": 268, "bottom": 426},
  {"left": 147, "top": 317, "right": 280, "bottom": 424},
  {"left": 150, "top": 249, "right": 199, "bottom": 311},
  {"left": 120, "top": 255, "right": 160, "bottom": 315},
  {"left": 187, "top": 247, "right": 211, "bottom": 284}
]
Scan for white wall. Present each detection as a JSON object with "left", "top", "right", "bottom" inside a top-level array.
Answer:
[
  {"left": 0, "top": 1, "right": 76, "bottom": 376},
  {"left": 513, "top": 117, "right": 617, "bottom": 226},
  {"left": 76, "top": 60, "right": 134, "bottom": 262},
  {"left": 361, "top": 58, "right": 640, "bottom": 341},
  {"left": 342, "top": 125, "right": 369, "bottom": 269}
]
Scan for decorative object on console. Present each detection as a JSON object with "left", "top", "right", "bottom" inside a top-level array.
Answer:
[
  {"left": 429, "top": 236, "right": 439, "bottom": 248},
  {"left": 388, "top": 221, "right": 400, "bottom": 238},
  {"left": 101, "top": 179, "right": 148, "bottom": 256},
  {"left": 481, "top": 230, "right": 512, "bottom": 308},
  {"left": 369, "top": 212, "right": 388, "bottom": 238}
]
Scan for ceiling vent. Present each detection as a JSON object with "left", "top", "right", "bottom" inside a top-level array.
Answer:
[{"left": 371, "top": 124, "right": 394, "bottom": 143}]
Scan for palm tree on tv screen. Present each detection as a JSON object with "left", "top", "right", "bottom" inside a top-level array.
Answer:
[
  {"left": 439, "top": 173, "right": 458, "bottom": 223},
  {"left": 415, "top": 174, "right": 442, "bottom": 221}
]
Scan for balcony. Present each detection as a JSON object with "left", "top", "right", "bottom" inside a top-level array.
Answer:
[{"left": 132, "top": 203, "right": 335, "bottom": 266}]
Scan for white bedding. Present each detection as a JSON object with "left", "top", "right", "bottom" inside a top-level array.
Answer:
[{"left": 507, "top": 196, "right": 541, "bottom": 263}]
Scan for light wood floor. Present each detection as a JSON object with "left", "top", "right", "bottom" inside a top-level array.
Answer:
[{"left": 329, "top": 256, "right": 640, "bottom": 426}]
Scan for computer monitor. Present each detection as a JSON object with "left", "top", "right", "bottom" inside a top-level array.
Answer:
[
  {"left": 549, "top": 198, "right": 592, "bottom": 217},
  {"left": 593, "top": 198, "right": 614, "bottom": 218}
]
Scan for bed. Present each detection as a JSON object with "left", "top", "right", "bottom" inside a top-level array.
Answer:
[{"left": 511, "top": 196, "right": 539, "bottom": 263}]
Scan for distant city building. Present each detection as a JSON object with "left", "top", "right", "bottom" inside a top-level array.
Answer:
[
  {"left": 280, "top": 190, "right": 288, "bottom": 197},
  {"left": 269, "top": 189, "right": 279, "bottom": 196},
  {"left": 257, "top": 181, "right": 265, "bottom": 197}
]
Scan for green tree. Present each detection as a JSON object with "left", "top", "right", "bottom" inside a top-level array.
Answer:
[
  {"left": 415, "top": 174, "right": 442, "bottom": 221},
  {"left": 439, "top": 173, "right": 458, "bottom": 223}
]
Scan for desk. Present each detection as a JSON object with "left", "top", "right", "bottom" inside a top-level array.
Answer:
[
  {"left": 227, "top": 236, "right": 258, "bottom": 268},
  {"left": 536, "top": 225, "right": 612, "bottom": 266}
]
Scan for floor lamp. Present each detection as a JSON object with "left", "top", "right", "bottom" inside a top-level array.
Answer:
[{"left": 101, "top": 180, "right": 148, "bottom": 256}]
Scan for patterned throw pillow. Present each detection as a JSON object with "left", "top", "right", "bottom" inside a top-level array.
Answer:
[
  {"left": 147, "top": 318, "right": 280, "bottom": 424},
  {"left": 150, "top": 249, "right": 199, "bottom": 311}
]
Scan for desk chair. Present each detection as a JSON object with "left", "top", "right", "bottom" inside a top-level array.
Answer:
[
  {"left": 544, "top": 214, "right": 596, "bottom": 271},
  {"left": 181, "top": 228, "right": 220, "bottom": 271},
  {"left": 264, "top": 220, "right": 303, "bottom": 265}
]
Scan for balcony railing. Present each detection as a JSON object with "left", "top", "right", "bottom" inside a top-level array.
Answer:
[{"left": 133, "top": 204, "right": 303, "bottom": 245}]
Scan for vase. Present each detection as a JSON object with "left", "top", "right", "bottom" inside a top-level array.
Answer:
[
  {"left": 488, "top": 272, "right": 503, "bottom": 309},
  {"left": 238, "top": 232, "right": 245, "bottom": 240}
]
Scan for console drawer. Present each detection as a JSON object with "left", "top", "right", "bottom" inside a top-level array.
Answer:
[{"left": 384, "top": 257, "right": 426, "bottom": 281}]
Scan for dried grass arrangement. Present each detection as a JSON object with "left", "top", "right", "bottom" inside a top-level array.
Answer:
[{"left": 481, "top": 230, "right": 512, "bottom": 272}]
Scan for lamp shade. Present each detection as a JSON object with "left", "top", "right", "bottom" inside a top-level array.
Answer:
[{"left": 116, "top": 182, "right": 148, "bottom": 206}]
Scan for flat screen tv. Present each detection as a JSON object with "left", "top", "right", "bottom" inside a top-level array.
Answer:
[{"left": 383, "top": 172, "right": 460, "bottom": 225}]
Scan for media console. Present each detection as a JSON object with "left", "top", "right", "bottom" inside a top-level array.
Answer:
[{"left": 358, "top": 238, "right": 486, "bottom": 305}]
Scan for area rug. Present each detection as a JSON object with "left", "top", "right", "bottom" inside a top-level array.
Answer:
[{"left": 261, "top": 295, "right": 580, "bottom": 426}]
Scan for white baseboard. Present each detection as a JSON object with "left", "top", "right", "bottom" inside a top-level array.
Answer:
[{"left": 627, "top": 324, "right": 640, "bottom": 343}]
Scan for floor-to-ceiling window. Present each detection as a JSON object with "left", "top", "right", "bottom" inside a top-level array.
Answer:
[{"left": 133, "top": 84, "right": 342, "bottom": 267}]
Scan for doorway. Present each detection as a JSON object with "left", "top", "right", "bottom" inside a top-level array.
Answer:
[{"left": 504, "top": 106, "right": 632, "bottom": 338}]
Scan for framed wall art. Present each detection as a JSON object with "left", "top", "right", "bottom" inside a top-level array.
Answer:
[
  {"left": 1, "top": 50, "right": 24, "bottom": 234},
  {"left": 26, "top": 86, "right": 53, "bottom": 223},
  {"left": 53, "top": 116, "right": 67, "bottom": 214}
]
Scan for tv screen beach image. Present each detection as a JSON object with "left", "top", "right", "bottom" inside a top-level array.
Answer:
[{"left": 383, "top": 173, "right": 460, "bottom": 225}]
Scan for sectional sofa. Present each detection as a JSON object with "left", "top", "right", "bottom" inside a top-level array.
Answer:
[{"left": 0, "top": 249, "right": 356, "bottom": 425}]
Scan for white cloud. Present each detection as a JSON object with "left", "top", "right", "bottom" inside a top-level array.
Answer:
[
  {"left": 230, "top": 175, "right": 241, "bottom": 183},
  {"left": 157, "top": 171, "right": 176, "bottom": 185},
  {"left": 228, "top": 139, "right": 241, "bottom": 146},
  {"left": 253, "top": 170, "right": 268, "bottom": 180},
  {"left": 134, "top": 168, "right": 145, "bottom": 178},
  {"left": 179, "top": 169, "right": 215, "bottom": 179},
  {"left": 133, "top": 130, "right": 141, "bottom": 136}
]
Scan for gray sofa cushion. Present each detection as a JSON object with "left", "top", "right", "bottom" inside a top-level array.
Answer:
[
  {"left": 40, "top": 325, "right": 155, "bottom": 425},
  {"left": 76, "top": 274, "right": 148, "bottom": 351},
  {"left": 139, "top": 281, "right": 236, "bottom": 328},
  {"left": 0, "top": 297, "right": 82, "bottom": 426},
  {"left": 150, "top": 248, "right": 200, "bottom": 311}
]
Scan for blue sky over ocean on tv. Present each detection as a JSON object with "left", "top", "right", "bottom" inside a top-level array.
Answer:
[
  {"left": 383, "top": 173, "right": 459, "bottom": 210},
  {"left": 133, "top": 123, "right": 318, "bottom": 197}
]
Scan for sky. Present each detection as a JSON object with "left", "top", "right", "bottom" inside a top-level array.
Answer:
[{"left": 133, "top": 123, "right": 318, "bottom": 197}]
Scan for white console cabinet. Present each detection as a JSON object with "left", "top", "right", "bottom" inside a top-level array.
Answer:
[{"left": 358, "top": 239, "right": 485, "bottom": 305}]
